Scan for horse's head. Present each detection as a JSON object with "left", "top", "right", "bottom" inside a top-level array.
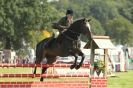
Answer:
[
  {"left": 80, "top": 18, "right": 92, "bottom": 36},
  {"left": 70, "top": 18, "right": 92, "bottom": 40}
]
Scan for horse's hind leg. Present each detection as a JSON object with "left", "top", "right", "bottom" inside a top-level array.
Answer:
[
  {"left": 40, "top": 67, "right": 48, "bottom": 81},
  {"left": 33, "top": 67, "right": 37, "bottom": 74},
  {"left": 40, "top": 57, "right": 57, "bottom": 81},
  {"left": 33, "top": 57, "right": 42, "bottom": 75},
  {"left": 34, "top": 48, "right": 44, "bottom": 74}
]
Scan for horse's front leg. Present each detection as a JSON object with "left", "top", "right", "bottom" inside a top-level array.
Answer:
[
  {"left": 70, "top": 54, "right": 78, "bottom": 69},
  {"left": 75, "top": 52, "right": 85, "bottom": 69}
]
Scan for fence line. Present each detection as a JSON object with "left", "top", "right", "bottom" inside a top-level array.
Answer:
[
  {"left": 0, "top": 64, "right": 90, "bottom": 68},
  {"left": 0, "top": 63, "right": 107, "bottom": 88},
  {"left": 0, "top": 74, "right": 89, "bottom": 78}
]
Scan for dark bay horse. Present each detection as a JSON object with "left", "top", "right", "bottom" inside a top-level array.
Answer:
[{"left": 33, "top": 18, "right": 92, "bottom": 81}]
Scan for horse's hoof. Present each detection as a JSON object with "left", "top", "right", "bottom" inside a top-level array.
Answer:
[
  {"left": 32, "top": 76, "right": 35, "bottom": 78},
  {"left": 75, "top": 65, "right": 80, "bottom": 70},
  {"left": 32, "top": 74, "right": 35, "bottom": 78},
  {"left": 70, "top": 64, "right": 76, "bottom": 69},
  {"left": 40, "top": 78, "right": 43, "bottom": 82}
]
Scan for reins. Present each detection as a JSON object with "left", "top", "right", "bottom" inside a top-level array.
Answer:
[
  {"left": 62, "top": 29, "right": 80, "bottom": 42},
  {"left": 67, "top": 29, "right": 80, "bottom": 35}
]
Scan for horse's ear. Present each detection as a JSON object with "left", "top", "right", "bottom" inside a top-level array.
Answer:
[
  {"left": 83, "top": 18, "right": 91, "bottom": 22},
  {"left": 83, "top": 18, "right": 87, "bottom": 22},
  {"left": 88, "top": 19, "right": 91, "bottom": 22}
]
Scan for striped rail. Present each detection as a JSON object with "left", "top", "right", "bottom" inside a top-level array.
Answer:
[
  {"left": 0, "top": 81, "right": 89, "bottom": 88},
  {"left": 0, "top": 63, "right": 90, "bottom": 68},
  {"left": 0, "top": 63, "right": 107, "bottom": 88},
  {"left": 0, "top": 74, "right": 89, "bottom": 78}
]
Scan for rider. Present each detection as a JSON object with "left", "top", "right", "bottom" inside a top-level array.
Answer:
[{"left": 53, "top": 9, "right": 74, "bottom": 34}]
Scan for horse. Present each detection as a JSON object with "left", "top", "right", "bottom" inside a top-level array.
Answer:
[{"left": 33, "top": 18, "right": 92, "bottom": 81}]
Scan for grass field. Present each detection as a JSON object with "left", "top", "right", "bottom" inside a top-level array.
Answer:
[
  {"left": 0, "top": 67, "right": 133, "bottom": 88},
  {"left": 108, "top": 70, "right": 133, "bottom": 88}
]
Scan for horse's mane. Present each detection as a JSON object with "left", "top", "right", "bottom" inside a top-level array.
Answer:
[{"left": 68, "top": 18, "right": 84, "bottom": 30}]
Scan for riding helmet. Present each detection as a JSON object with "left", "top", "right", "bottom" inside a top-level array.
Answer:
[{"left": 66, "top": 9, "right": 73, "bottom": 15}]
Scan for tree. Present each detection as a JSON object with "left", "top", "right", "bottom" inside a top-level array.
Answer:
[
  {"left": 89, "top": 0, "right": 119, "bottom": 25},
  {"left": 90, "top": 17, "right": 105, "bottom": 35},
  {"left": 0, "top": 0, "right": 59, "bottom": 50},
  {"left": 116, "top": 0, "right": 133, "bottom": 22},
  {"left": 106, "top": 17, "right": 133, "bottom": 45}
]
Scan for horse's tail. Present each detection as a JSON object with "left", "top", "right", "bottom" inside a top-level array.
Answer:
[
  {"left": 33, "top": 43, "right": 42, "bottom": 75},
  {"left": 33, "top": 37, "right": 49, "bottom": 75},
  {"left": 35, "top": 43, "right": 41, "bottom": 63}
]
